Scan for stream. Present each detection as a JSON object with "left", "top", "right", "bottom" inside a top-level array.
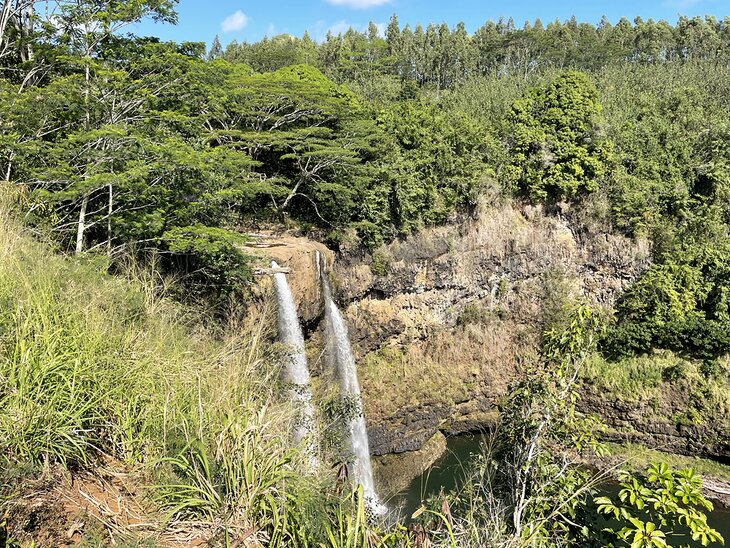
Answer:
[{"left": 389, "top": 434, "right": 730, "bottom": 545}]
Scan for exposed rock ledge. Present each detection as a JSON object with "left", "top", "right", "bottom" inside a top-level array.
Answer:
[
  {"left": 333, "top": 201, "right": 653, "bottom": 458},
  {"left": 244, "top": 232, "right": 333, "bottom": 324},
  {"left": 580, "top": 388, "right": 730, "bottom": 461}
]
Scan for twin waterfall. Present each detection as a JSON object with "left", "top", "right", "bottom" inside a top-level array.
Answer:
[{"left": 271, "top": 255, "right": 384, "bottom": 512}]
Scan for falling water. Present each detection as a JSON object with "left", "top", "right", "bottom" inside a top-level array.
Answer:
[
  {"left": 272, "top": 261, "right": 317, "bottom": 461},
  {"left": 321, "top": 259, "right": 386, "bottom": 513}
]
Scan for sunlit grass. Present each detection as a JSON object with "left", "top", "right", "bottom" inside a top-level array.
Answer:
[
  {"left": 605, "top": 442, "right": 730, "bottom": 484},
  {"left": 0, "top": 184, "right": 360, "bottom": 544}
]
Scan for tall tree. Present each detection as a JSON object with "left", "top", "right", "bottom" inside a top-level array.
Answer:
[
  {"left": 207, "top": 34, "right": 222, "bottom": 60},
  {"left": 505, "top": 71, "right": 612, "bottom": 200}
]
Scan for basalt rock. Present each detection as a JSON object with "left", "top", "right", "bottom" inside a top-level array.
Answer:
[
  {"left": 580, "top": 388, "right": 730, "bottom": 461},
  {"left": 335, "top": 201, "right": 652, "bottom": 463},
  {"left": 245, "top": 233, "right": 333, "bottom": 324}
]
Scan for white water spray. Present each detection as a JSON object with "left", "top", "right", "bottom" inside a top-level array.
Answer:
[
  {"left": 272, "top": 261, "right": 317, "bottom": 462},
  {"left": 320, "top": 258, "right": 386, "bottom": 513}
]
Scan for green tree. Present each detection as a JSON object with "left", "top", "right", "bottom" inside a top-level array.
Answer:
[
  {"left": 506, "top": 70, "right": 612, "bottom": 201},
  {"left": 207, "top": 34, "right": 222, "bottom": 60},
  {"left": 376, "top": 98, "right": 492, "bottom": 232}
]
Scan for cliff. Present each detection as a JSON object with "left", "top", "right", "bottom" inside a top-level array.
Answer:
[
  {"left": 333, "top": 200, "right": 652, "bottom": 456},
  {"left": 252, "top": 200, "right": 730, "bottom": 488}
]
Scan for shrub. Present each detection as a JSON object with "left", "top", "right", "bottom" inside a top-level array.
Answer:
[
  {"left": 162, "top": 225, "right": 253, "bottom": 306},
  {"left": 505, "top": 71, "right": 613, "bottom": 201},
  {"left": 370, "top": 245, "right": 391, "bottom": 276}
]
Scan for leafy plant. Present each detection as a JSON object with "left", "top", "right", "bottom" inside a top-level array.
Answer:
[
  {"left": 595, "top": 463, "right": 724, "bottom": 547},
  {"left": 163, "top": 225, "right": 253, "bottom": 306},
  {"left": 505, "top": 71, "right": 613, "bottom": 201}
]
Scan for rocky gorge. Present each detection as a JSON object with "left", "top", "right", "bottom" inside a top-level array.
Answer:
[{"left": 251, "top": 198, "right": 730, "bottom": 497}]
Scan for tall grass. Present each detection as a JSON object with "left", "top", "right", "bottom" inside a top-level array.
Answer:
[
  {"left": 1, "top": 195, "right": 226, "bottom": 467},
  {"left": 0, "top": 184, "right": 367, "bottom": 544}
]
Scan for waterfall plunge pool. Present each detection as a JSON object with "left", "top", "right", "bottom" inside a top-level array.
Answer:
[{"left": 387, "top": 434, "right": 730, "bottom": 544}]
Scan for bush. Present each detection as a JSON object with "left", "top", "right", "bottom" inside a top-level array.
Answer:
[
  {"left": 594, "top": 463, "right": 723, "bottom": 547},
  {"left": 162, "top": 225, "right": 253, "bottom": 306},
  {"left": 370, "top": 245, "right": 391, "bottom": 276}
]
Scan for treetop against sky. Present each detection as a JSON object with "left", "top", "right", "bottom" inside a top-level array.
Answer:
[{"left": 131, "top": 0, "right": 725, "bottom": 47}]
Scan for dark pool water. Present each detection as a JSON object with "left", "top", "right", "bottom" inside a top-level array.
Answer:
[{"left": 388, "top": 434, "right": 730, "bottom": 545}]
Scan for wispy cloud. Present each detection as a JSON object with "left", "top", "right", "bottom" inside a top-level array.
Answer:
[
  {"left": 324, "top": 0, "right": 391, "bottom": 9},
  {"left": 664, "top": 0, "right": 705, "bottom": 9},
  {"left": 328, "top": 20, "right": 352, "bottom": 36},
  {"left": 221, "top": 10, "right": 249, "bottom": 33},
  {"left": 311, "top": 20, "right": 385, "bottom": 41}
]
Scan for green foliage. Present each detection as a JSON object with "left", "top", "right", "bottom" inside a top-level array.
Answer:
[
  {"left": 369, "top": 98, "right": 493, "bottom": 235},
  {"left": 594, "top": 463, "right": 724, "bottom": 547},
  {"left": 0, "top": 211, "right": 386, "bottom": 546},
  {"left": 448, "top": 306, "right": 607, "bottom": 545},
  {"left": 370, "top": 246, "right": 391, "bottom": 276},
  {"left": 7, "top": 8, "right": 730, "bottom": 545},
  {"left": 582, "top": 353, "right": 678, "bottom": 401},
  {"left": 163, "top": 225, "right": 252, "bottom": 305},
  {"left": 324, "top": 486, "right": 407, "bottom": 548},
  {"left": 457, "top": 303, "right": 495, "bottom": 326},
  {"left": 505, "top": 71, "right": 613, "bottom": 200},
  {"left": 154, "top": 428, "right": 333, "bottom": 546},
  {"left": 605, "top": 250, "right": 730, "bottom": 359},
  {"left": 617, "top": 264, "right": 705, "bottom": 326},
  {"left": 215, "top": 16, "right": 730, "bottom": 91}
]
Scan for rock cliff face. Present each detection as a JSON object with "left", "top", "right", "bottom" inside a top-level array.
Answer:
[
  {"left": 333, "top": 201, "right": 652, "bottom": 457},
  {"left": 245, "top": 233, "right": 333, "bottom": 325},
  {"left": 581, "top": 387, "right": 730, "bottom": 461},
  {"left": 252, "top": 203, "right": 729, "bottom": 486}
]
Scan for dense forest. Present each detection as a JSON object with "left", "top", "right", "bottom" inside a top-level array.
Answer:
[{"left": 2, "top": 0, "right": 730, "bottom": 546}]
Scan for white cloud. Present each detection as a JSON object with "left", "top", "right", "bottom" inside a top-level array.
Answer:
[
  {"left": 315, "top": 20, "right": 385, "bottom": 40},
  {"left": 221, "top": 10, "right": 249, "bottom": 33},
  {"left": 266, "top": 23, "right": 276, "bottom": 37},
  {"left": 325, "top": 0, "right": 392, "bottom": 9},
  {"left": 327, "top": 20, "right": 352, "bottom": 36}
]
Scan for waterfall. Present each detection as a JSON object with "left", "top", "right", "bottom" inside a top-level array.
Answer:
[
  {"left": 272, "top": 261, "right": 317, "bottom": 462},
  {"left": 321, "top": 259, "right": 386, "bottom": 513}
]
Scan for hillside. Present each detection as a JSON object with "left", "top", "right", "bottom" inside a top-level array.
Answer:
[
  {"left": 2, "top": 3, "right": 730, "bottom": 546},
  {"left": 0, "top": 188, "right": 338, "bottom": 545}
]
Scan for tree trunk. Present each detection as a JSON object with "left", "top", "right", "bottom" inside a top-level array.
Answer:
[
  {"left": 280, "top": 177, "right": 304, "bottom": 211},
  {"left": 107, "top": 183, "right": 112, "bottom": 255},
  {"left": 84, "top": 62, "right": 91, "bottom": 129},
  {"left": 4, "top": 151, "right": 12, "bottom": 180},
  {"left": 19, "top": 3, "right": 32, "bottom": 62},
  {"left": 0, "top": 1, "right": 12, "bottom": 52},
  {"left": 76, "top": 193, "right": 88, "bottom": 255}
]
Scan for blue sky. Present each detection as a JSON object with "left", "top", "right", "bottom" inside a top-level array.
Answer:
[{"left": 131, "top": 0, "right": 727, "bottom": 48}]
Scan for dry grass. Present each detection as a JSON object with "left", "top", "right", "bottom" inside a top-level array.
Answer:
[{"left": 360, "top": 318, "right": 533, "bottom": 420}]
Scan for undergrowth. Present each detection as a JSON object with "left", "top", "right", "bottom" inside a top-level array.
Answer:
[
  {"left": 0, "top": 185, "right": 374, "bottom": 546},
  {"left": 581, "top": 350, "right": 730, "bottom": 423}
]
